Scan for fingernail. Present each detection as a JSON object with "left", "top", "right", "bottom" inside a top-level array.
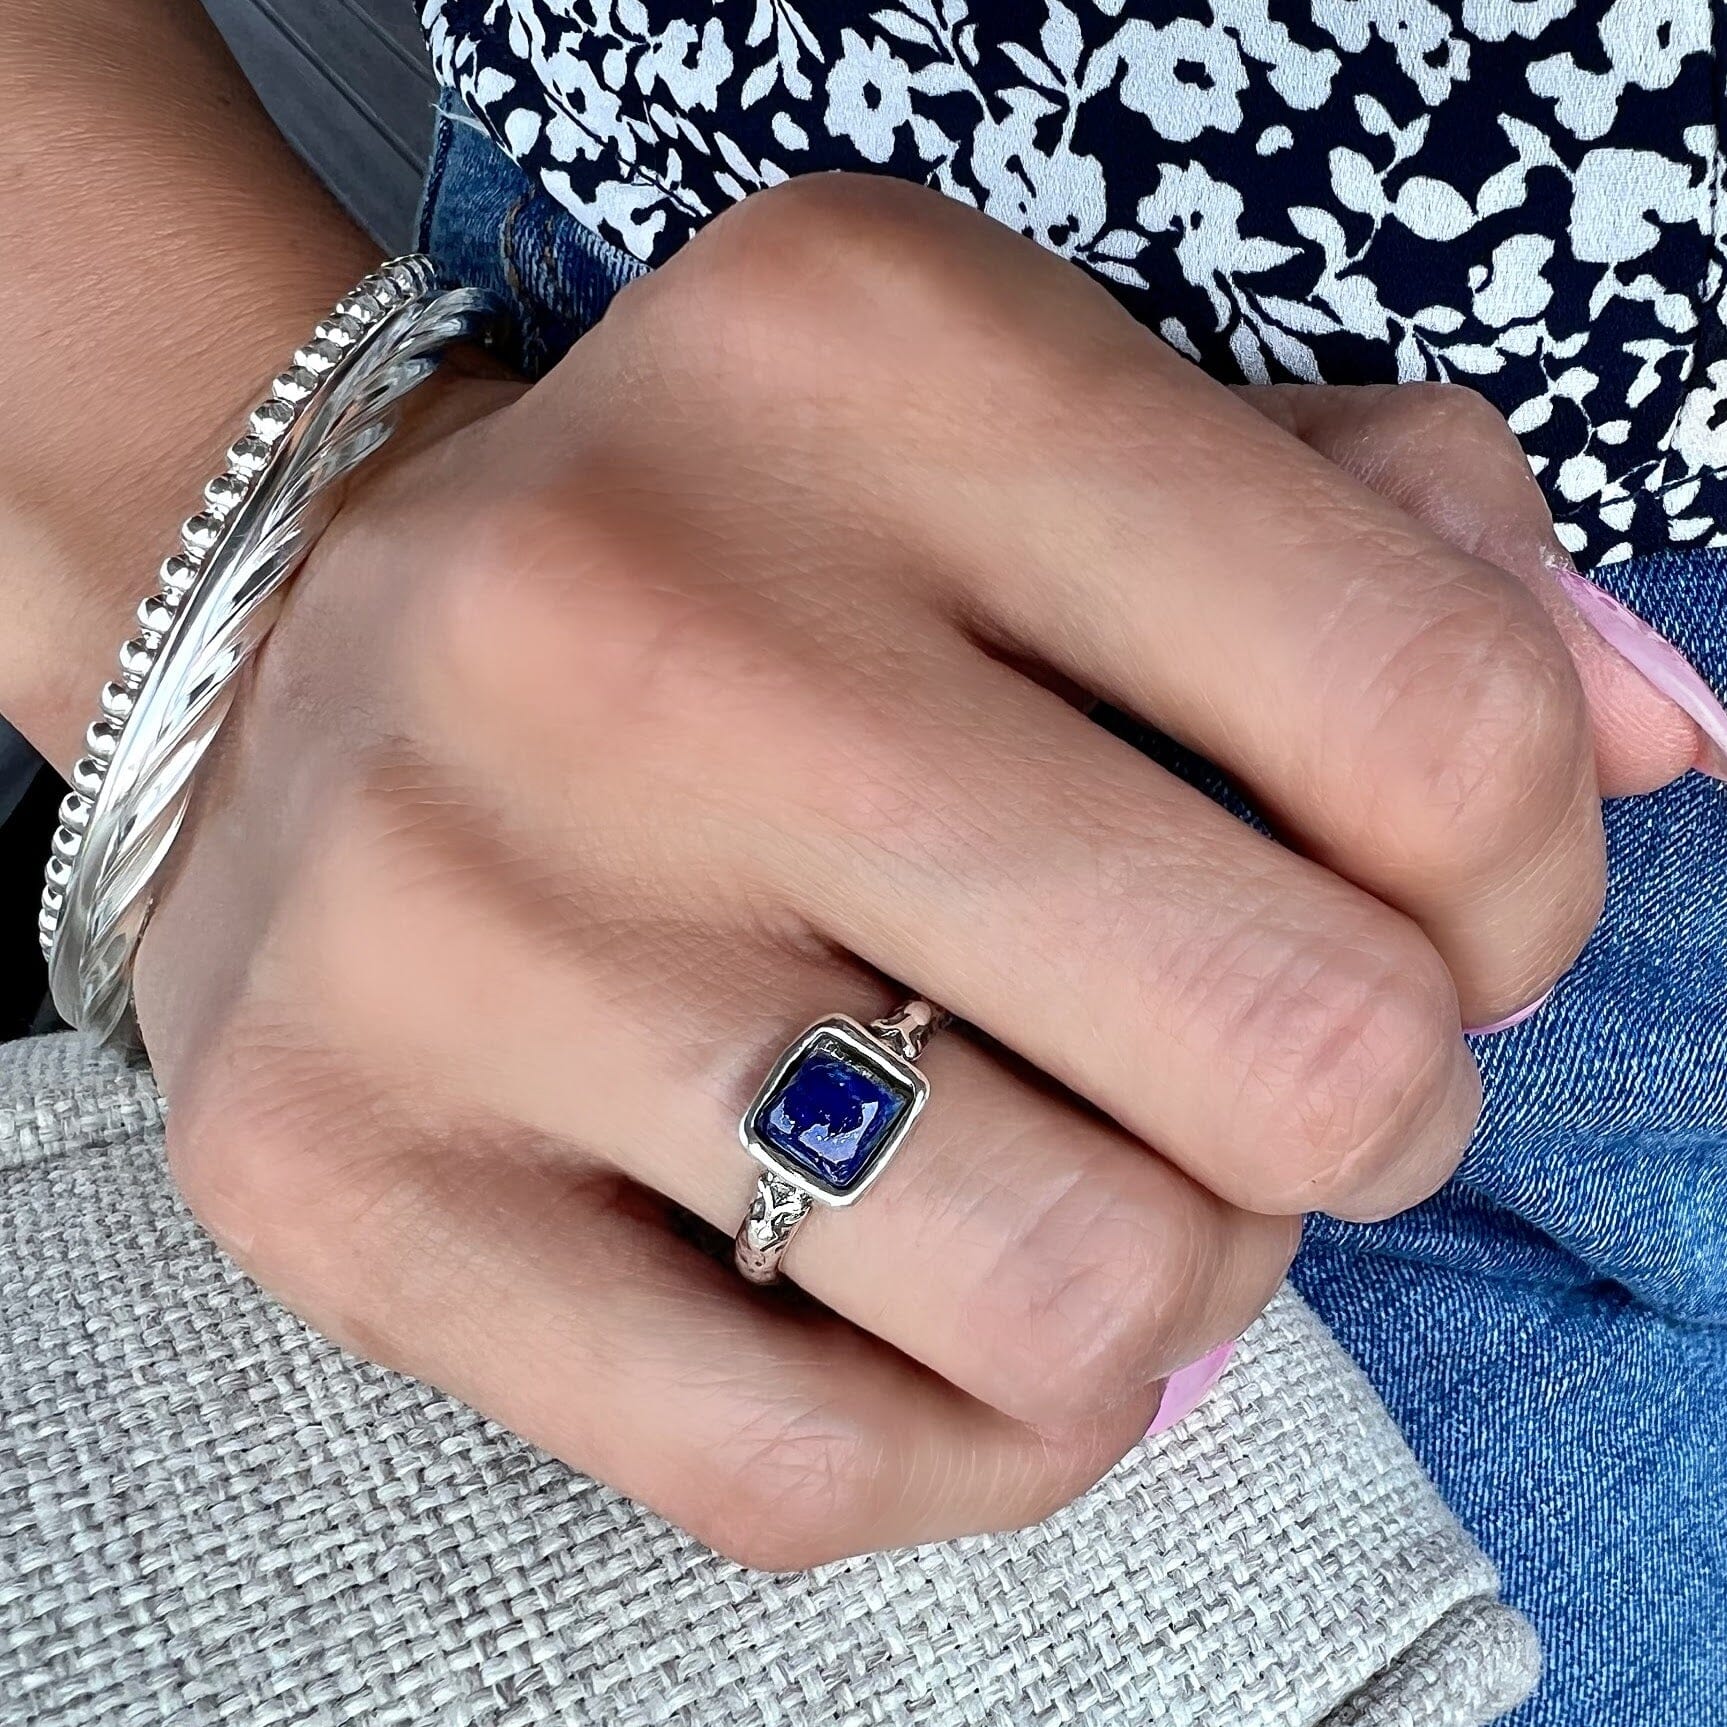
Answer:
[
  {"left": 1465, "top": 989, "right": 1552, "bottom": 1037},
  {"left": 1148, "top": 1341, "right": 1236, "bottom": 1436},
  {"left": 1555, "top": 566, "right": 1727, "bottom": 781}
]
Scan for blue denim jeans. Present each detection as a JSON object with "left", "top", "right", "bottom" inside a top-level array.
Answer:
[{"left": 419, "top": 98, "right": 1727, "bottom": 1725}]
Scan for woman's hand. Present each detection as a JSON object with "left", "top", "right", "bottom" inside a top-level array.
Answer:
[{"left": 136, "top": 177, "right": 1655, "bottom": 1568}]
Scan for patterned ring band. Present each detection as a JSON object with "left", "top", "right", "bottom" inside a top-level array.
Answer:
[{"left": 733, "top": 1000, "right": 948, "bottom": 1285}]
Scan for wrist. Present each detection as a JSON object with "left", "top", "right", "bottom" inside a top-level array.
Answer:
[
  {"left": 0, "top": 252, "right": 384, "bottom": 769},
  {"left": 42, "top": 263, "right": 505, "bottom": 1040},
  {"left": 0, "top": 0, "right": 394, "bottom": 768}
]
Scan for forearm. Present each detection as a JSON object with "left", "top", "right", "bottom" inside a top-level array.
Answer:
[{"left": 0, "top": 0, "right": 378, "bottom": 767}]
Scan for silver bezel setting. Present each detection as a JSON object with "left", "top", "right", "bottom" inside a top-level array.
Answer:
[{"left": 739, "top": 1014, "right": 931, "bottom": 1208}]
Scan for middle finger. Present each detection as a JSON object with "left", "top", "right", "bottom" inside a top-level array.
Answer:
[
  {"left": 424, "top": 587, "right": 1480, "bottom": 1224},
  {"left": 623, "top": 181, "right": 1606, "bottom": 1026}
]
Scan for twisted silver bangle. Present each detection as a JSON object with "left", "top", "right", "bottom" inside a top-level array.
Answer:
[{"left": 40, "top": 254, "right": 498, "bottom": 1048}]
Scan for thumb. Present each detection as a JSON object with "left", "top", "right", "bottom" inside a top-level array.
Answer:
[{"left": 1237, "top": 382, "right": 1724, "bottom": 798}]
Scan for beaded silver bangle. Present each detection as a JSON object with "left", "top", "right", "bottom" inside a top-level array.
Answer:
[{"left": 40, "top": 254, "right": 497, "bottom": 1048}]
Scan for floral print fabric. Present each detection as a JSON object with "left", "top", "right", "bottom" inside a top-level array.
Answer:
[{"left": 421, "top": 0, "right": 1727, "bottom": 564}]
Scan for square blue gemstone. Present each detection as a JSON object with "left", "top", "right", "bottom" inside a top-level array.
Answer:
[{"left": 752, "top": 1037, "right": 912, "bottom": 1193}]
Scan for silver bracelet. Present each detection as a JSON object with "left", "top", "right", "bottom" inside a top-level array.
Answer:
[{"left": 39, "top": 255, "right": 497, "bottom": 1048}]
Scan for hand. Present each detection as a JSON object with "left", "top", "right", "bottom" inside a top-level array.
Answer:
[{"left": 134, "top": 177, "right": 1665, "bottom": 1568}]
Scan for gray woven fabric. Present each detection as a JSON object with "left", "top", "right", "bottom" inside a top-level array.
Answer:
[{"left": 0, "top": 1032, "right": 1538, "bottom": 1726}]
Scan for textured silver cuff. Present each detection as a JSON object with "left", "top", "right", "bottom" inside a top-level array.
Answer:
[{"left": 39, "top": 255, "right": 498, "bottom": 1048}]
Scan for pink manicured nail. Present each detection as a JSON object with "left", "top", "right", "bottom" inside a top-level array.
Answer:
[
  {"left": 1465, "top": 989, "right": 1552, "bottom": 1037},
  {"left": 1148, "top": 1341, "right": 1236, "bottom": 1436},
  {"left": 1556, "top": 567, "right": 1727, "bottom": 781}
]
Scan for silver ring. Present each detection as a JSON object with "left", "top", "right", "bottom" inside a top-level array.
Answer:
[{"left": 733, "top": 1000, "right": 947, "bottom": 1285}]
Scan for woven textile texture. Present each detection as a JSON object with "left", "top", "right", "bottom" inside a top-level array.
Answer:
[{"left": 0, "top": 1033, "right": 1538, "bottom": 1726}]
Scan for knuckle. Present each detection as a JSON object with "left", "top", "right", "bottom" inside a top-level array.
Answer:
[
  {"left": 1229, "top": 928, "right": 1468, "bottom": 1213},
  {"left": 967, "top": 1148, "right": 1294, "bottom": 1428},
  {"left": 699, "top": 172, "right": 956, "bottom": 305},
  {"left": 638, "top": 173, "right": 979, "bottom": 389},
  {"left": 163, "top": 1037, "right": 324, "bottom": 1278},
  {"left": 977, "top": 1166, "right": 1197, "bottom": 1425},
  {"left": 1361, "top": 575, "right": 1591, "bottom": 874},
  {"left": 412, "top": 496, "right": 617, "bottom": 704},
  {"left": 165, "top": 1031, "right": 414, "bottom": 1363},
  {"left": 692, "top": 1401, "right": 886, "bottom": 1571},
  {"left": 1379, "top": 381, "right": 1512, "bottom": 456},
  {"left": 404, "top": 487, "right": 908, "bottom": 854},
  {"left": 410, "top": 496, "right": 738, "bottom": 751}
]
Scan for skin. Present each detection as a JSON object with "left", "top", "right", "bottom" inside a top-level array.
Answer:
[{"left": 0, "top": 0, "right": 1706, "bottom": 1569}]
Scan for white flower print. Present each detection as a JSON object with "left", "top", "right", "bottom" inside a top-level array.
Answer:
[
  {"left": 1311, "top": 0, "right": 1467, "bottom": 104},
  {"left": 1570, "top": 147, "right": 1701, "bottom": 265},
  {"left": 538, "top": 40, "right": 632, "bottom": 163},
  {"left": 424, "top": 0, "right": 1727, "bottom": 565},
  {"left": 1110, "top": 19, "right": 1247, "bottom": 144},
  {"left": 635, "top": 16, "right": 733, "bottom": 110},
  {"left": 1528, "top": 0, "right": 1708, "bottom": 144},
  {"left": 822, "top": 28, "right": 916, "bottom": 162},
  {"left": 548, "top": 167, "right": 674, "bottom": 254},
  {"left": 1472, "top": 235, "right": 1555, "bottom": 325},
  {"left": 1137, "top": 162, "right": 1296, "bottom": 315},
  {"left": 967, "top": 88, "right": 1107, "bottom": 251},
  {"left": 1462, "top": 0, "right": 1569, "bottom": 41},
  {"left": 1668, "top": 362, "right": 1727, "bottom": 488},
  {"left": 1210, "top": 0, "right": 1339, "bottom": 110}
]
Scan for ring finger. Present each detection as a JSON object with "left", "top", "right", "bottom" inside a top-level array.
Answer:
[
  {"left": 169, "top": 1043, "right": 1144, "bottom": 1570},
  {"left": 293, "top": 800, "right": 1295, "bottom": 1430}
]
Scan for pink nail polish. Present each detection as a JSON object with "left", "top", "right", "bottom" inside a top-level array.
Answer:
[
  {"left": 1465, "top": 989, "right": 1552, "bottom": 1037},
  {"left": 1556, "top": 567, "right": 1727, "bottom": 781},
  {"left": 1148, "top": 1341, "right": 1236, "bottom": 1436}
]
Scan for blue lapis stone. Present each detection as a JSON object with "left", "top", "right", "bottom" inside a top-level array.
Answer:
[{"left": 753, "top": 1038, "right": 912, "bottom": 1192}]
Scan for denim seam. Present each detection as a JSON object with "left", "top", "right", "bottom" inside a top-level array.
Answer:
[
  {"left": 497, "top": 190, "right": 548, "bottom": 372},
  {"left": 415, "top": 106, "right": 457, "bottom": 256},
  {"left": 528, "top": 201, "right": 590, "bottom": 330}
]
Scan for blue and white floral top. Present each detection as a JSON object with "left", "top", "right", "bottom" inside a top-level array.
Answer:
[{"left": 421, "top": 0, "right": 1727, "bottom": 567}]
